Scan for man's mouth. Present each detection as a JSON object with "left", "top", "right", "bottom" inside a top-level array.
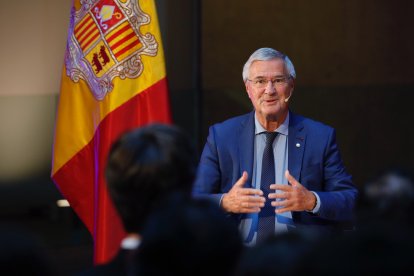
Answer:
[{"left": 263, "top": 98, "right": 277, "bottom": 103}]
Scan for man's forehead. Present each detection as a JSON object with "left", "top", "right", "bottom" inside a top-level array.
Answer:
[
  {"left": 250, "top": 59, "right": 285, "bottom": 72},
  {"left": 249, "top": 59, "right": 286, "bottom": 76}
]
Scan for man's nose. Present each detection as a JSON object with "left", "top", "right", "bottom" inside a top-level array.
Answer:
[{"left": 264, "top": 81, "right": 276, "bottom": 94}]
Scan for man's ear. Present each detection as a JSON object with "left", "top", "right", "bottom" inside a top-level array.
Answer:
[{"left": 289, "top": 77, "right": 295, "bottom": 91}]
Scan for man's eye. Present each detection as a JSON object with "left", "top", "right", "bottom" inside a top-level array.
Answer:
[
  {"left": 275, "top": 78, "right": 284, "bottom": 83},
  {"left": 256, "top": 79, "right": 267, "bottom": 84}
]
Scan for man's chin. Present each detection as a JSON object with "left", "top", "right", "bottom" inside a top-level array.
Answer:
[{"left": 263, "top": 108, "right": 288, "bottom": 121}]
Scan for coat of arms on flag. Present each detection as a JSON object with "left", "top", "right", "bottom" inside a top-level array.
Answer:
[{"left": 65, "top": 0, "right": 158, "bottom": 100}]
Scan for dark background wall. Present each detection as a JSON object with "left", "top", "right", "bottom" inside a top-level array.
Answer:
[
  {"left": 161, "top": 0, "right": 414, "bottom": 187},
  {"left": 0, "top": 0, "right": 413, "bottom": 274}
]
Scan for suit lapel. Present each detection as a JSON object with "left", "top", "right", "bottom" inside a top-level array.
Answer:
[
  {"left": 238, "top": 111, "right": 255, "bottom": 187},
  {"left": 288, "top": 112, "right": 306, "bottom": 181}
]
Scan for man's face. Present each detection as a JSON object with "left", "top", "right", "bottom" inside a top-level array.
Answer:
[{"left": 245, "top": 58, "right": 294, "bottom": 123}]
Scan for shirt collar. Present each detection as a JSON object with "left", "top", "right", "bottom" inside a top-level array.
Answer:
[
  {"left": 254, "top": 112, "right": 289, "bottom": 136},
  {"left": 121, "top": 236, "right": 141, "bottom": 250}
]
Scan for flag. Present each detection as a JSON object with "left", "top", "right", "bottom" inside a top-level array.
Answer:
[{"left": 51, "top": 0, "right": 171, "bottom": 264}]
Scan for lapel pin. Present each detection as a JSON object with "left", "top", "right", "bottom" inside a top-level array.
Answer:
[{"left": 296, "top": 143, "right": 301, "bottom": 148}]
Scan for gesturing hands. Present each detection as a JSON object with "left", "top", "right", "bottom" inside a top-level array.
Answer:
[
  {"left": 269, "top": 170, "right": 316, "bottom": 213},
  {"left": 221, "top": 170, "right": 316, "bottom": 214},
  {"left": 221, "top": 171, "right": 265, "bottom": 213}
]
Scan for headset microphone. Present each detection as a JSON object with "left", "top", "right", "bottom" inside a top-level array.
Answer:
[{"left": 284, "top": 93, "right": 292, "bottom": 103}]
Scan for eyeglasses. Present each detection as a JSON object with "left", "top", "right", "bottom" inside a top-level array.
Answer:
[{"left": 247, "top": 76, "right": 290, "bottom": 89}]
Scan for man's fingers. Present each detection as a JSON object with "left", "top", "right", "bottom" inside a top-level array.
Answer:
[
  {"left": 268, "top": 192, "right": 289, "bottom": 199},
  {"left": 241, "top": 207, "right": 262, "bottom": 213},
  {"left": 240, "top": 188, "right": 264, "bottom": 196},
  {"left": 240, "top": 197, "right": 264, "bottom": 213},
  {"left": 272, "top": 199, "right": 296, "bottom": 214},
  {"left": 272, "top": 198, "right": 292, "bottom": 207},
  {"left": 270, "top": 184, "right": 291, "bottom": 191},
  {"left": 241, "top": 200, "right": 265, "bottom": 208},
  {"left": 275, "top": 207, "right": 292, "bottom": 214},
  {"left": 240, "top": 194, "right": 265, "bottom": 204}
]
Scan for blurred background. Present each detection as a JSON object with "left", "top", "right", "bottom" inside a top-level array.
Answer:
[{"left": 0, "top": 0, "right": 413, "bottom": 274}]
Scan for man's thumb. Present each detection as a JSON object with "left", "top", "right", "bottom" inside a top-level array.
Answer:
[
  {"left": 235, "top": 171, "right": 248, "bottom": 187},
  {"left": 285, "top": 170, "right": 300, "bottom": 187}
]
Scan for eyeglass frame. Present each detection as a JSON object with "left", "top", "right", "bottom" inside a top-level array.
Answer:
[{"left": 246, "top": 76, "right": 292, "bottom": 89}]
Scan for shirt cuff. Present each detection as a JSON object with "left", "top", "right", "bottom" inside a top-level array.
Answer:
[
  {"left": 219, "top": 193, "right": 225, "bottom": 207},
  {"left": 310, "top": 191, "right": 321, "bottom": 214}
]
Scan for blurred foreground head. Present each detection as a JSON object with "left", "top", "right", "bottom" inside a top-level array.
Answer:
[
  {"left": 105, "top": 124, "right": 197, "bottom": 233},
  {"left": 357, "top": 167, "right": 414, "bottom": 227},
  {"left": 136, "top": 197, "right": 243, "bottom": 276}
]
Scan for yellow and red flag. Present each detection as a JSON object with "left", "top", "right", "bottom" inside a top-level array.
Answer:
[{"left": 51, "top": 0, "right": 171, "bottom": 264}]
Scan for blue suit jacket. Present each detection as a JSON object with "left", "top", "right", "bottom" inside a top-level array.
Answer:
[{"left": 194, "top": 111, "right": 358, "bottom": 231}]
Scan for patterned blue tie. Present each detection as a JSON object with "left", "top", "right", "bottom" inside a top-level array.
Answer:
[{"left": 257, "top": 132, "right": 278, "bottom": 243}]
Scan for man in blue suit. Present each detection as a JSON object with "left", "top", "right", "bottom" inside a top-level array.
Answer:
[{"left": 194, "top": 47, "right": 358, "bottom": 245}]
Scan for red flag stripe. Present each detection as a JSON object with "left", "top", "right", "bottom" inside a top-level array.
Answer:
[
  {"left": 76, "top": 18, "right": 96, "bottom": 43},
  {"left": 114, "top": 39, "right": 140, "bottom": 59},
  {"left": 81, "top": 31, "right": 100, "bottom": 52},
  {"left": 75, "top": 14, "right": 93, "bottom": 34},
  {"left": 109, "top": 31, "right": 137, "bottom": 52},
  {"left": 106, "top": 23, "right": 131, "bottom": 44}
]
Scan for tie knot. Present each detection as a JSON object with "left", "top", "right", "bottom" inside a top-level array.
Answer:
[{"left": 264, "top": 132, "right": 278, "bottom": 145}]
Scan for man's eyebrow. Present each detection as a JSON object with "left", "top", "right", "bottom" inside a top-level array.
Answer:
[{"left": 252, "top": 75, "right": 286, "bottom": 79}]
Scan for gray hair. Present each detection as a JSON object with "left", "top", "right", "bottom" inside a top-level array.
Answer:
[{"left": 242, "top": 47, "right": 296, "bottom": 82}]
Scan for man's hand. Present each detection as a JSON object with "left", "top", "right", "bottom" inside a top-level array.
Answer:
[
  {"left": 221, "top": 171, "right": 265, "bottom": 213},
  {"left": 269, "top": 170, "right": 316, "bottom": 213}
]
